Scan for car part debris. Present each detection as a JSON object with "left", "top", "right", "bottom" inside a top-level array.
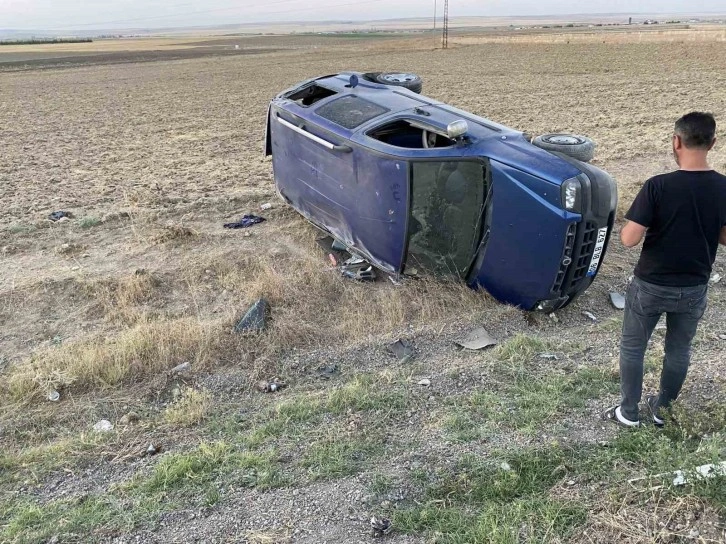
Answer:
[
  {"left": 256, "top": 378, "right": 287, "bottom": 393},
  {"left": 582, "top": 311, "right": 597, "bottom": 322},
  {"left": 388, "top": 339, "right": 414, "bottom": 362},
  {"left": 93, "top": 420, "right": 114, "bottom": 433},
  {"left": 49, "top": 211, "right": 73, "bottom": 222},
  {"left": 341, "top": 262, "right": 376, "bottom": 281},
  {"left": 609, "top": 292, "right": 626, "bottom": 310},
  {"left": 316, "top": 364, "right": 340, "bottom": 379},
  {"left": 628, "top": 461, "right": 726, "bottom": 489},
  {"left": 234, "top": 298, "right": 270, "bottom": 333},
  {"left": 370, "top": 516, "right": 393, "bottom": 538},
  {"left": 455, "top": 327, "right": 498, "bottom": 350},
  {"left": 170, "top": 361, "right": 191, "bottom": 375},
  {"left": 417, "top": 378, "right": 431, "bottom": 386},
  {"left": 47, "top": 389, "right": 60, "bottom": 402},
  {"left": 223, "top": 214, "right": 266, "bottom": 229},
  {"left": 260, "top": 203, "right": 273, "bottom": 210}
]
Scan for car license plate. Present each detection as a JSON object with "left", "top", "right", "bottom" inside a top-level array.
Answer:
[{"left": 587, "top": 227, "right": 608, "bottom": 277}]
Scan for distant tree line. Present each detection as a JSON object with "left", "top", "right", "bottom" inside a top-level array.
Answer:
[{"left": 0, "top": 38, "right": 93, "bottom": 46}]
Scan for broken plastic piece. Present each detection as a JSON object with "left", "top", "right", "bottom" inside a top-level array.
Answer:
[
  {"left": 341, "top": 263, "right": 376, "bottom": 281},
  {"left": 48, "top": 211, "right": 73, "bottom": 221},
  {"left": 609, "top": 292, "right": 625, "bottom": 310},
  {"left": 628, "top": 460, "right": 726, "bottom": 488},
  {"left": 539, "top": 353, "right": 558, "bottom": 360},
  {"left": 256, "top": 378, "right": 287, "bottom": 393},
  {"left": 47, "top": 390, "right": 60, "bottom": 402},
  {"left": 455, "top": 327, "right": 498, "bottom": 350},
  {"left": 260, "top": 203, "right": 273, "bottom": 210},
  {"left": 388, "top": 339, "right": 414, "bottom": 362},
  {"left": 93, "top": 420, "right": 113, "bottom": 433},
  {"left": 223, "top": 214, "right": 266, "bottom": 229},
  {"left": 370, "top": 516, "right": 392, "bottom": 538},
  {"left": 582, "top": 311, "right": 597, "bottom": 322},
  {"left": 234, "top": 298, "right": 269, "bottom": 333}
]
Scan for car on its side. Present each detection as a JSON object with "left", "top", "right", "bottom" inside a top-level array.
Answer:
[{"left": 264, "top": 71, "right": 617, "bottom": 312}]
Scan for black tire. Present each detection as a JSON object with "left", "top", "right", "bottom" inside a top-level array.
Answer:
[
  {"left": 373, "top": 72, "right": 423, "bottom": 94},
  {"left": 532, "top": 133, "right": 595, "bottom": 163}
]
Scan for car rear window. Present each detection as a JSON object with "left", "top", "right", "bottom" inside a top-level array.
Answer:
[{"left": 315, "top": 96, "right": 389, "bottom": 130}]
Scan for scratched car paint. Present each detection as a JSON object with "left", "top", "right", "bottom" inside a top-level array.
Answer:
[{"left": 264, "top": 72, "right": 617, "bottom": 312}]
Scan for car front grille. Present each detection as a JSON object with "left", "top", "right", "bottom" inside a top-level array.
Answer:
[
  {"left": 568, "top": 221, "right": 599, "bottom": 288},
  {"left": 552, "top": 223, "right": 576, "bottom": 294}
]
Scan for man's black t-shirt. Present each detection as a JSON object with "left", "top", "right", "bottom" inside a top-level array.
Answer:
[{"left": 626, "top": 170, "right": 726, "bottom": 286}]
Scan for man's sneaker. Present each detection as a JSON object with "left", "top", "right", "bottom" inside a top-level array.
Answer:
[
  {"left": 602, "top": 405, "right": 640, "bottom": 427},
  {"left": 645, "top": 395, "right": 665, "bottom": 427}
]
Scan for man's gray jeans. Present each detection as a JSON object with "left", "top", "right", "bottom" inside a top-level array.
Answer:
[{"left": 619, "top": 277, "right": 708, "bottom": 422}]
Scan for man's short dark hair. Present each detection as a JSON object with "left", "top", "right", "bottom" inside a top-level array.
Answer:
[{"left": 675, "top": 112, "right": 716, "bottom": 149}]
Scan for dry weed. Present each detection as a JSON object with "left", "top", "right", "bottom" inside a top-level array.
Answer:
[
  {"left": 164, "top": 387, "right": 212, "bottom": 427},
  {"left": 88, "top": 271, "right": 160, "bottom": 324},
  {"left": 2, "top": 317, "right": 218, "bottom": 402}
]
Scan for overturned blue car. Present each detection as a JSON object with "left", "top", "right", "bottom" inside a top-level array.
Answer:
[{"left": 264, "top": 71, "right": 617, "bottom": 312}]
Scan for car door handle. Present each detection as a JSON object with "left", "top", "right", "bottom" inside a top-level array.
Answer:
[{"left": 276, "top": 115, "right": 352, "bottom": 153}]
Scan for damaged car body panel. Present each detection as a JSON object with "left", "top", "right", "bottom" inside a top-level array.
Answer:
[{"left": 266, "top": 72, "right": 617, "bottom": 311}]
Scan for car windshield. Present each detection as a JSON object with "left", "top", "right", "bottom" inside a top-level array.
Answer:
[{"left": 406, "top": 160, "right": 489, "bottom": 278}]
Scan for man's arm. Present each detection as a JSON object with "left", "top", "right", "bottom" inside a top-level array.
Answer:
[
  {"left": 621, "top": 220, "right": 647, "bottom": 248},
  {"left": 720, "top": 225, "right": 726, "bottom": 246}
]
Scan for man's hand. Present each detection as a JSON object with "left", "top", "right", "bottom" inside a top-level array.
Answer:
[
  {"left": 621, "top": 220, "right": 647, "bottom": 248},
  {"left": 720, "top": 226, "right": 726, "bottom": 246}
]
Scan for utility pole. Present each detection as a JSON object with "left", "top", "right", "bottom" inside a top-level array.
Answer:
[
  {"left": 442, "top": 0, "right": 449, "bottom": 49},
  {"left": 433, "top": 0, "right": 437, "bottom": 31}
]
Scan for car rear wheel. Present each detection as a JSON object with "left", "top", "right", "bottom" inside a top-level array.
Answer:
[
  {"left": 532, "top": 133, "right": 595, "bottom": 162},
  {"left": 366, "top": 72, "right": 423, "bottom": 94}
]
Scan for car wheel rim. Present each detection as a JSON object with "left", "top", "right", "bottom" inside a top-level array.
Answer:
[
  {"left": 380, "top": 73, "right": 416, "bottom": 83},
  {"left": 545, "top": 135, "right": 583, "bottom": 145}
]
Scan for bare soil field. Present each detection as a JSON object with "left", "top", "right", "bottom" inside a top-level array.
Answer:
[{"left": 1, "top": 29, "right": 725, "bottom": 543}]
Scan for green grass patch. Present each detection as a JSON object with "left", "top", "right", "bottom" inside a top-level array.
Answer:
[
  {"left": 79, "top": 217, "right": 101, "bottom": 229},
  {"left": 444, "top": 366, "right": 618, "bottom": 438},
  {"left": 301, "top": 432, "right": 386, "bottom": 480},
  {"left": 8, "top": 223, "right": 36, "bottom": 235}
]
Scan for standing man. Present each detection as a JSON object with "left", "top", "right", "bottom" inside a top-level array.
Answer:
[{"left": 604, "top": 112, "right": 726, "bottom": 427}]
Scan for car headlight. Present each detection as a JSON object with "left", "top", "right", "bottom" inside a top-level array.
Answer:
[{"left": 561, "top": 177, "right": 581, "bottom": 212}]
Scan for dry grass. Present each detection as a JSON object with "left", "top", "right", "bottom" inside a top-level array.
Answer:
[
  {"left": 2, "top": 317, "right": 218, "bottom": 402},
  {"left": 88, "top": 271, "right": 160, "bottom": 324},
  {"left": 164, "top": 387, "right": 212, "bottom": 427}
]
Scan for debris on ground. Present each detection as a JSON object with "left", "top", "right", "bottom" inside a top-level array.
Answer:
[
  {"left": 609, "top": 292, "right": 626, "bottom": 310},
  {"left": 93, "top": 420, "right": 114, "bottom": 433},
  {"left": 48, "top": 211, "right": 73, "bottom": 222},
  {"left": 417, "top": 378, "right": 431, "bottom": 386},
  {"left": 316, "top": 364, "right": 340, "bottom": 380},
  {"left": 370, "top": 516, "right": 392, "bottom": 538},
  {"left": 500, "top": 461, "right": 513, "bottom": 472},
  {"left": 539, "top": 353, "right": 559, "bottom": 360},
  {"left": 328, "top": 253, "right": 338, "bottom": 267},
  {"left": 549, "top": 313, "right": 559, "bottom": 323},
  {"left": 234, "top": 298, "right": 269, "bottom": 333},
  {"left": 628, "top": 461, "right": 726, "bottom": 488},
  {"left": 582, "top": 311, "right": 597, "bottom": 322},
  {"left": 388, "top": 339, "right": 415, "bottom": 363},
  {"left": 223, "top": 214, "right": 266, "bottom": 229},
  {"left": 144, "top": 444, "right": 161, "bottom": 457},
  {"left": 256, "top": 378, "right": 287, "bottom": 393},
  {"left": 341, "top": 262, "right": 376, "bottom": 281},
  {"left": 170, "top": 361, "right": 191, "bottom": 375},
  {"left": 47, "top": 390, "right": 60, "bottom": 402},
  {"left": 260, "top": 203, "right": 273, "bottom": 210},
  {"left": 710, "top": 273, "right": 722, "bottom": 284},
  {"left": 455, "top": 327, "right": 498, "bottom": 350}
]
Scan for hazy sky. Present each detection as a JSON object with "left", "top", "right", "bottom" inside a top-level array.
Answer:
[{"left": 1, "top": 0, "right": 724, "bottom": 30}]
